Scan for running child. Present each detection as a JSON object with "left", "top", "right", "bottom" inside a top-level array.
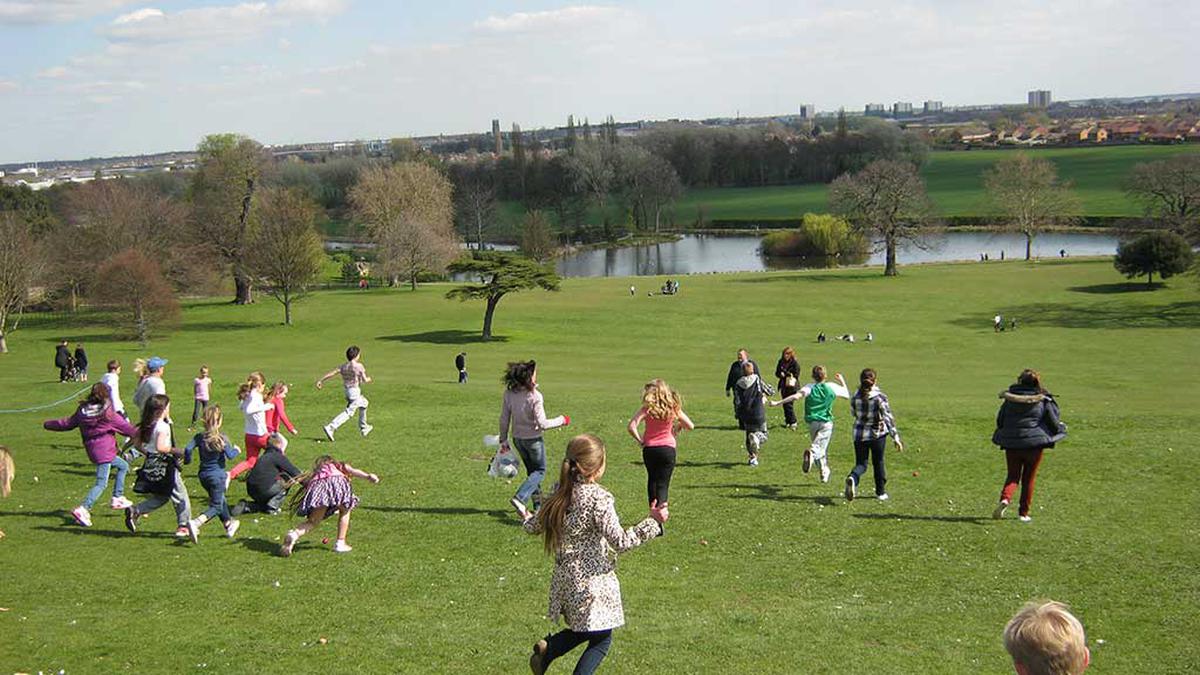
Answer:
[
  {"left": 499, "top": 360, "right": 571, "bottom": 520},
  {"left": 228, "top": 373, "right": 273, "bottom": 480},
  {"left": 843, "top": 368, "right": 904, "bottom": 502},
  {"left": 190, "top": 365, "right": 212, "bottom": 429},
  {"left": 770, "top": 365, "right": 849, "bottom": 482},
  {"left": 279, "top": 455, "right": 380, "bottom": 556},
  {"left": 43, "top": 383, "right": 139, "bottom": 527},
  {"left": 523, "top": 434, "right": 668, "bottom": 675},
  {"left": 100, "top": 360, "right": 126, "bottom": 419},
  {"left": 627, "top": 379, "right": 693, "bottom": 521},
  {"left": 733, "top": 361, "right": 773, "bottom": 466},
  {"left": 184, "top": 405, "right": 241, "bottom": 541},
  {"left": 317, "top": 346, "right": 373, "bottom": 441},
  {"left": 124, "top": 394, "right": 194, "bottom": 542},
  {"left": 264, "top": 381, "right": 298, "bottom": 452},
  {"left": 0, "top": 445, "right": 11, "bottom": 538}
]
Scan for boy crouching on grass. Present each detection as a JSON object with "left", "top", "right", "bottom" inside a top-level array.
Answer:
[{"left": 1003, "top": 601, "right": 1089, "bottom": 675}]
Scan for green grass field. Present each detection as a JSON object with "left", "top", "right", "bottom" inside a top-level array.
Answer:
[
  {"left": 1, "top": 260, "right": 1198, "bottom": 673},
  {"left": 676, "top": 145, "right": 1200, "bottom": 222}
]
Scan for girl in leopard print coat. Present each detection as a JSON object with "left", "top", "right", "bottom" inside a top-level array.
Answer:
[{"left": 523, "top": 433, "right": 669, "bottom": 675}]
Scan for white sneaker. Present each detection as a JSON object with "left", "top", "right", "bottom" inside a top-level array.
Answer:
[
  {"left": 360, "top": 424, "right": 373, "bottom": 438},
  {"left": 748, "top": 456, "right": 759, "bottom": 466},
  {"left": 510, "top": 497, "right": 530, "bottom": 520},
  {"left": 225, "top": 519, "right": 241, "bottom": 539},
  {"left": 1019, "top": 515, "right": 1032, "bottom": 523},
  {"left": 71, "top": 506, "right": 93, "bottom": 527},
  {"left": 820, "top": 463, "right": 831, "bottom": 483},
  {"left": 280, "top": 529, "right": 300, "bottom": 557},
  {"left": 322, "top": 424, "right": 335, "bottom": 442},
  {"left": 333, "top": 540, "right": 353, "bottom": 553},
  {"left": 877, "top": 493, "right": 890, "bottom": 501},
  {"left": 186, "top": 519, "right": 200, "bottom": 544},
  {"left": 844, "top": 477, "right": 856, "bottom": 501},
  {"left": 993, "top": 500, "right": 1009, "bottom": 520},
  {"left": 802, "top": 449, "right": 812, "bottom": 473},
  {"left": 110, "top": 496, "right": 133, "bottom": 510}
]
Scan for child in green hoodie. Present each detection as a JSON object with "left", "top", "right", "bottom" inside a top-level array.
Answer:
[{"left": 771, "top": 365, "right": 849, "bottom": 483}]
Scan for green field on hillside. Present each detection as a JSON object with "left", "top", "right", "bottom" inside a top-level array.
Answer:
[{"left": 1, "top": 260, "right": 1198, "bottom": 673}]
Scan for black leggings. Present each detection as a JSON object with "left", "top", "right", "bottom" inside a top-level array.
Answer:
[
  {"left": 642, "top": 445, "right": 676, "bottom": 505},
  {"left": 543, "top": 629, "right": 613, "bottom": 675}
]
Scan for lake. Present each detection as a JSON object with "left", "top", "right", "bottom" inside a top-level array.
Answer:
[{"left": 553, "top": 231, "right": 1119, "bottom": 278}]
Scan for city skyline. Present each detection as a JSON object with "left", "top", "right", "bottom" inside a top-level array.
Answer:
[{"left": 1, "top": 0, "right": 1197, "bottom": 163}]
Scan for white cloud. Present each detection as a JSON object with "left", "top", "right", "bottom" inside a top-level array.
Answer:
[
  {"left": 0, "top": 80, "right": 18, "bottom": 92},
  {"left": 474, "top": 5, "right": 629, "bottom": 34},
  {"left": 0, "top": 0, "right": 136, "bottom": 24},
  {"left": 38, "top": 65, "right": 71, "bottom": 79},
  {"left": 104, "top": 0, "right": 347, "bottom": 43}
]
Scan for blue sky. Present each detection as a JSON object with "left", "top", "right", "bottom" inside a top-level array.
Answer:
[{"left": 0, "top": 0, "right": 1196, "bottom": 163}]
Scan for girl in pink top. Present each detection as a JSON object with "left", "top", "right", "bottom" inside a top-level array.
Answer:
[
  {"left": 280, "top": 455, "right": 379, "bottom": 556},
  {"left": 498, "top": 360, "right": 571, "bottom": 521},
  {"left": 627, "top": 379, "right": 694, "bottom": 516},
  {"left": 190, "top": 365, "right": 212, "bottom": 429},
  {"left": 264, "top": 381, "right": 298, "bottom": 451}
]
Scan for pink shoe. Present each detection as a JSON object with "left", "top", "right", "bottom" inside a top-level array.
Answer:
[
  {"left": 71, "top": 506, "right": 93, "bottom": 527},
  {"left": 111, "top": 496, "right": 133, "bottom": 510}
]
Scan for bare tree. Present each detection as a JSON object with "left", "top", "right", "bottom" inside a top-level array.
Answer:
[
  {"left": 1125, "top": 153, "right": 1200, "bottom": 241},
  {"left": 191, "top": 134, "right": 269, "bottom": 304},
  {"left": 452, "top": 162, "right": 497, "bottom": 250},
  {"left": 92, "top": 249, "right": 180, "bottom": 346},
  {"left": 248, "top": 188, "right": 327, "bottom": 325},
  {"left": 520, "top": 210, "right": 557, "bottom": 262},
  {"left": 829, "top": 159, "right": 935, "bottom": 276},
  {"left": 350, "top": 163, "right": 458, "bottom": 290},
  {"left": 564, "top": 142, "right": 615, "bottom": 235},
  {"left": 983, "top": 154, "right": 1081, "bottom": 260},
  {"left": 617, "top": 146, "right": 683, "bottom": 232},
  {"left": 0, "top": 212, "right": 42, "bottom": 354}
]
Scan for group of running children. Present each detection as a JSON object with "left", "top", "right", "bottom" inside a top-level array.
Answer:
[{"left": 27, "top": 342, "right": 1069, "bottom": 675}]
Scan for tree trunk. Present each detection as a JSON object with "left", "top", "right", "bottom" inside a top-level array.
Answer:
[
  {"left": 234, "top": 274, "right": 253, "bottom": 304},
  {"left": 1025, "top": 231, "right": 1033, "bottom": 261},
  {"left": 884, "top": 232, "right": 898, "bottom": 276},
  {"left": 410, "top": 271, "right": 418, "bottom": 291},
  {"left": 1147, "top": 272, "right": 1154, "bottom": 288},
  {"left": 284, "top": 297, "right": 292, "bottom": 326},
  {"left": 69, "top": 284, "right": 78, "bottom": 312},
  {"left": 0, "top": 332, "right": 7, "bottom": 354},
  {"left": 476, "top": 212, "right": 484, "bottom": 251},
  {"left": 482, "top": 295, "right": 501, "bottom": 340}
]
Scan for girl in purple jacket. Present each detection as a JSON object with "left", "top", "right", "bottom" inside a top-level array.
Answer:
[{"left": 44, "top": 383, "right": 139, "bottom": 528}]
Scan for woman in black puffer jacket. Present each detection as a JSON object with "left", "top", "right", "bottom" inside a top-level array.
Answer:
[{"left": 991, "top": 369, "right": 1066, "bottom": 522}]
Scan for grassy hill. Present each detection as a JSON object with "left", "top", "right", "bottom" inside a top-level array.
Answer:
[{"left": 1, "top": 259, "right": 1197, "bottom": 672}]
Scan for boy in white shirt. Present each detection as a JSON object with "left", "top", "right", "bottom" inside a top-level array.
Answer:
[{"left": 316, "top": 345, "right": 373, "bottom": 441}]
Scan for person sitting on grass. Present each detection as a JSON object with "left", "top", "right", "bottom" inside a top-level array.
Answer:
[
  {"left": 233, "top": 433, "right": 302, "bottom": 516},
  {"left": 1003, "top": 600, "right": 1090, "bottom": 675}
]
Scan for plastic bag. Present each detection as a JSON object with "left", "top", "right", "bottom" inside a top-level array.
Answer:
[{"left": 485, "top": 435, "right": 520, "bottom": 478}]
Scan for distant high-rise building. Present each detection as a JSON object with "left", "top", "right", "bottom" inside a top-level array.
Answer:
[
  {"left": 864, "top": 103, "right": 886, "bottom": 116},
  {"left": 1028, "top": 90, "right": 1052, "bottom": 108},
  {"left": 799, "top": 104, "right": 816, "bottom": 119},
  {"left": 492, "top": 119, "right": 502, "bottom": 154},
  {"left": 923, "top": 100, "right": 943, "bottom": 114},
  {"left": 893, "top": 101, "right": 914, "bottom": 117}
]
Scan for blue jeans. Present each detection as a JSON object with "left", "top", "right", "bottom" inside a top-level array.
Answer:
[
  {"left": 199, "top": 471, "right": 231, "bottom": 524},
  {"left": 512, "top": 436, "right": 546, "bottom": 505},
  {"left": 543, "top": 629, "right": 613, "bottom": 675},
  {"left": 82, "top": 456, "right": 129, "bottom": 509}
]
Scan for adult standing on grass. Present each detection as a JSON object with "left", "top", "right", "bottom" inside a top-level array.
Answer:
[
  {"left": 317, "top": 345, "right": 373, "bottom": 442},
  {"left": 774, "top": 347, "right": 801, "bottom": 430},
  {"left": 456, "top": 351, "right": 468, "bottom": 384},
  {"left": 73, "top": 343, "right": 89, "bottom": 382},
  {"left": 43, "top": 383, "right": 138, "bottom": 527},
  {"left": 843, "top": 368, "right": 903, "bottom": 502},
  {"left": 132, "top": 356, "right": 168, "bottom": 412},
  {"left": 724, "top": 349, "right": 759, "bottom": 429},
  {"left": 499, "top": 360, "right": 570, "bottom": 520},
  {"left": 54, "top": 339, "right": 72, "bottom": 383},
  {"left": 992, "top": 369, "right": 1066, "bottom": 523},
  {"left": 524, "top": 434, "right": 667, "bottom": 675},
  {"left": 770, "top": 366, "right": 850, "bottom": 483},
  {"left": 124, "top": 394, "right": 194, "bottom": 542},
  {"left": 627, "top": 379, "right": 694, "bottom": 528}
]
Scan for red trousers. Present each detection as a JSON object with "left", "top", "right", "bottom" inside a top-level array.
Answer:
[
  {"left": 1000, "top": 448, "right": 1045, "bottom": 517},
  {"left": 229, "top": 433, "right": 269, "bottom": 479}
]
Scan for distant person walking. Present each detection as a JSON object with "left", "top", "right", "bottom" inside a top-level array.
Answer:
[
  {"left": 73, "top": 344, "right": 89, "bottom": 382},
  {"left": 994, "top": 314, "right": 1004, "bottom": 333},
  {"left": 843, "top": 368, "right": 903, "bottom": 502},
  {"left": 774, "top": 347, "right": 801, "bottom": 430},
  {"left": 992, "top": 369, "right": 1066, "bottom": 523},
  {"left": 734, "top": 362, "right": 773, "bottom": 466},
  {"left": 724, "top": 349, "right": 760, "bottom": 429},
  {"left": 190, "top": 365, "right": 212, "bottom": 429},
  {"left": 499, "top": 360, "right": 570, "bottom": 520},
  {"left": 456, "top": 352, "right": 468, "bottom": 384},
  {"left": 627, "top": 379, "right": 694, "bottom": 520},
  {"left": 317, "top": 345, "right": 373, "bottom": 442},
  {"left": 55, "top": 339, "right": 72, "bottom": 383}
]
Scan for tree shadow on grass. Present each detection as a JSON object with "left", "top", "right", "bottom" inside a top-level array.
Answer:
[
  {"left": 950, "top": 301, "right": 1200, "bottom": 330},
  {"left": 730, "top": 271, "right": 884, "bottom": 284},
  {"left": 377, "top": 330, "right": 507, "bottom": 345},
  {"left": 363, "top": 505, "right": 511, "bottom": 525},
  {"left": 1068, "top": 282, "right": 1164, "bottom": 294},
  {"left": 851, "top": 513, "right": 990, "bottom": 526},
  {"left": 240, "top": 537, "right": 286, "bottom": 556},
  {"left": 183, "top": 321, "right": 267, "bottom": 332},
  {"left": 686, "top": 482, "right": 836, "bottom": 505}
]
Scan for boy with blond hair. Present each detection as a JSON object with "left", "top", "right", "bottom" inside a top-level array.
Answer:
[{"left": 1003, "top": 601, "right": 1090, "bottom": 675}]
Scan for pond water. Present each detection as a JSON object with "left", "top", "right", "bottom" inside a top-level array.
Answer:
[{"left": 553, "top": 231, "right": 1119, "bottom": 278}]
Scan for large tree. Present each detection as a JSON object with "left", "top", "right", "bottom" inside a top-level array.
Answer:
[
  {"left": 519, "top": 210, "right": 557, "bottom": 262},
  {"left": 350, "top": 162, "right": 458, "bottom": 290},
  {"left": 248, "top": 188, "right": 326, "bottom": 325},
  {"left": 617, "top": 146, "right": 683, "bottom": 233},
  {"left": 92, "top": 249, "right": 180, "bottom": 346},
  {"left": 450, "top": 160, "right": 497, "bottom": 250},
  {"left": 0, "top": 212, "right": 42, "bottom": 354},
  {"left": 983, "top": 154, "right": 1080, "bottom": 260},
  {"left": 828, "top": 159, "right": 935, "bottom": 276},
  {"left": 1113, "top": 231, "right": 1195, "bottom": 288},
  {"left": 1124, "top": 153, "right": 1200, "bottom": 241},
  {"left": 445, "top": 252, "right": 560, "bottom": 340},
  {"left": 564, "top": 142, "right": 615, "bottom": 236},
  {"left": 191, "top": 133, "right": 269, "bottom": 304}
]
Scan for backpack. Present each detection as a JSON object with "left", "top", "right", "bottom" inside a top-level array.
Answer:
[{"left": 134, "top": 452, "right": 177, "bottom": 495}]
